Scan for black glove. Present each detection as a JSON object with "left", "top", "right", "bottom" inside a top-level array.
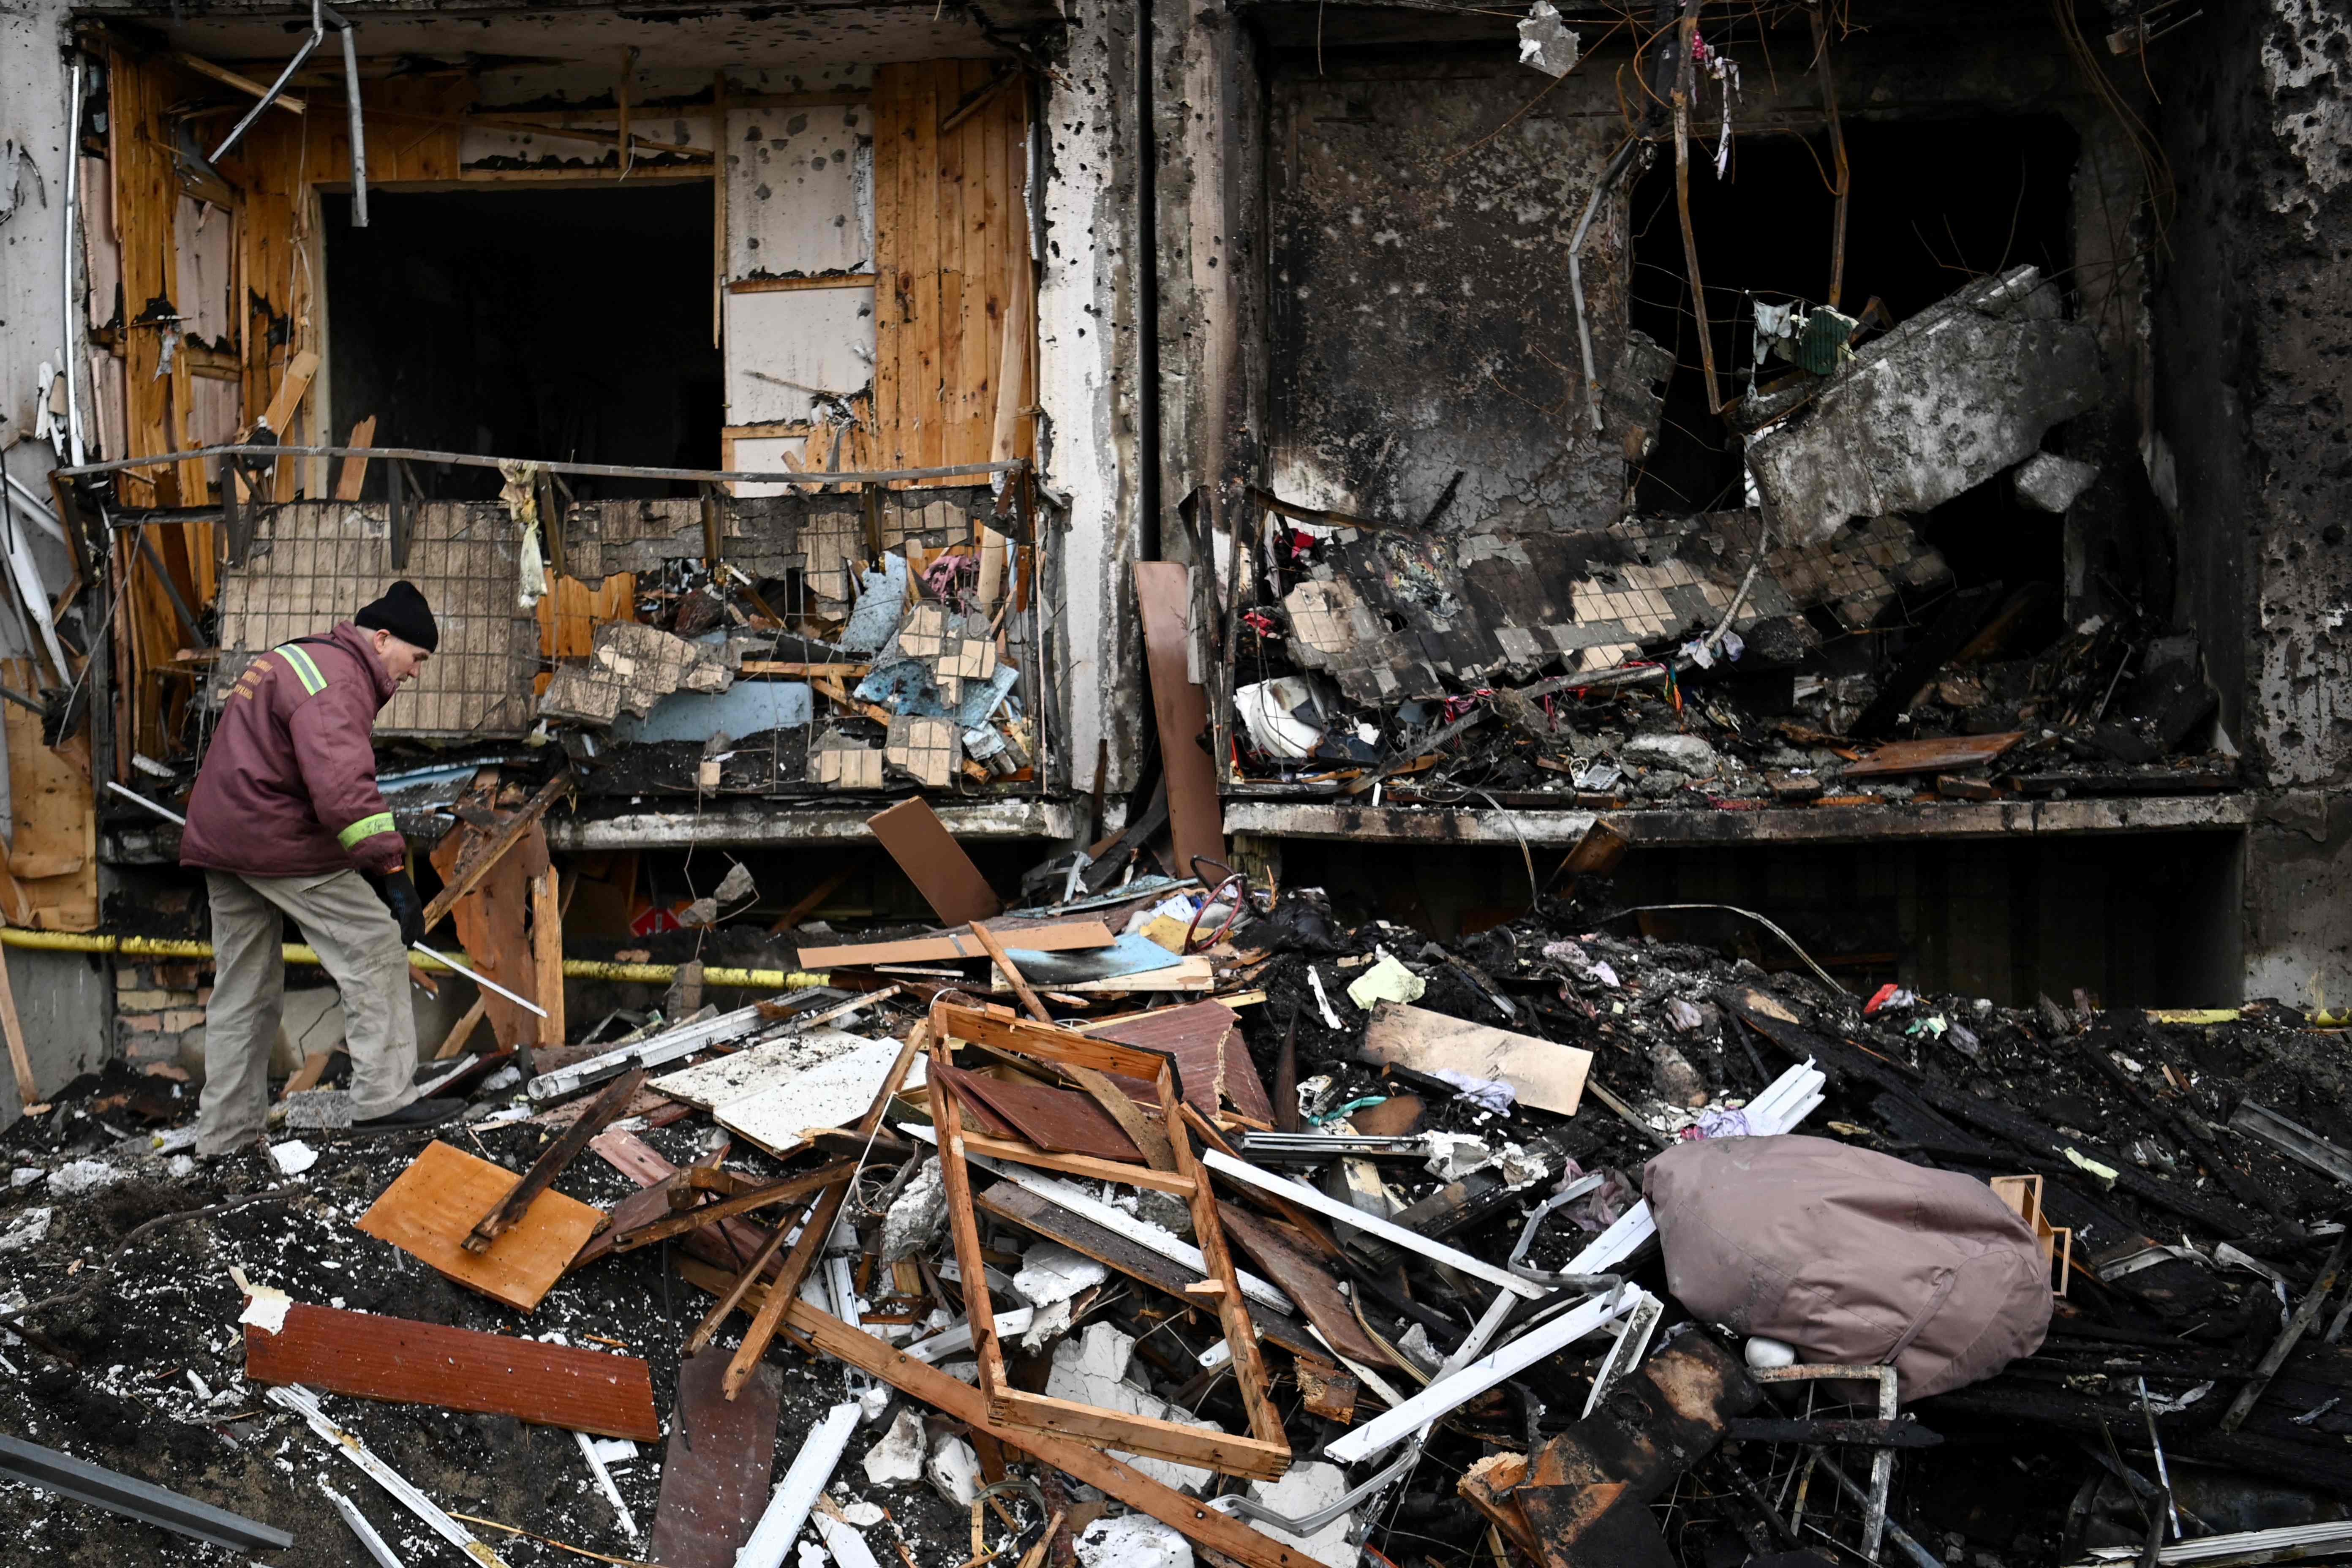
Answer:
[{"left": 370, "top": 868, "right": 427, "bottom": 948}]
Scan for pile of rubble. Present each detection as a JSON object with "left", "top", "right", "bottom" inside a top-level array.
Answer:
[
  {"left": 0, "top": 838, "right": 2347, "bottom": 1568},
  {"left": 1231, "top": 270, "right": 2235, "bottom": 810}
]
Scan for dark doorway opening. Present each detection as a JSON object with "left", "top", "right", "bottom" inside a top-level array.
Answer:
[
  {"left": 323, "top": 184, "right": 722, "bottom": 501},
  {"left": 1626, "top": 116, "right": 2080, "bottom": 599}
]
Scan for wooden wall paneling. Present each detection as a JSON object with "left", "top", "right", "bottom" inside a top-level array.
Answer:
[
  {"left": 936, "top": 61, "right": 971, "bottom": 493},
  {"left": 908, "top": 64, "right": 942, "bottom": 477},
  {"left": 537, "top": 572, "right": 635, "bottom": 663},
  {"left": 2, "top": 660, "right": 98, "bottom": 931},
  {"left": 430, "top": 822, "right": 541, "bottom": 1048},
  {"left": 869, "top": 76, "right": 903, "bottom": 470},
  {"left": 968, "top": 60, "right": 1004, "bottom": 478}
]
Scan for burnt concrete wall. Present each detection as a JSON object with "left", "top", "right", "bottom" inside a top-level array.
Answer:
[
  {"left": 1265, "top": 59, "right": 1632, "bottom": 532},
  {"left": 2152, "top": 0, "right": 2352, "bottom": 1006}
]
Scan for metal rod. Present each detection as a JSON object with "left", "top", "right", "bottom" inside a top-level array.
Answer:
[
  {"left": 60, "top": 54, "right": 85, "bottom": 468},
  {"left": 327, "top": 6, "right": 368, "bottom": 226},
  {"left": 210, "top": 23, "right": 324, "bottom": 163},
  {"left": 106, "top": 780, "right": 185, "bottom": 824},
  {"left": 58, "top": 443, "right": 1023, "bottom": 490},
  {"left": 413, "top": 941, "right": 549, "bottom": 1019},
  {"left": 0, "top": 1432, "right": 293, "bottom": 1552}
]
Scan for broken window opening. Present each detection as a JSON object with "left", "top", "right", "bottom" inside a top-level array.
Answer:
[
  {"left": 323, "top": 184, "right": 723, "bottom": 504},
  {"left": 1628, "top": 114, "right": 2082, "bottom": 585}
]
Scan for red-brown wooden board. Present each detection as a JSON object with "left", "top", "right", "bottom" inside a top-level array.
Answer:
[
  {"left": 244, "top": 1302, "right": 659, "bottom": 1440},
  {"left": 934, "top": 1062, "right": 1141, "bottom": 1162},
  {"left": 650, "top": 1347, "right": 780, "bottom": 1568}
]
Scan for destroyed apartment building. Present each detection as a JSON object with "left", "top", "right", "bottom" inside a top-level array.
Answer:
[{"left": 0, "top": 0, "right": 2348, "bottom": 1564}]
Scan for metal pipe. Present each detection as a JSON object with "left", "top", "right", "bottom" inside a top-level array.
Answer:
[
  {"left": 0, "top": 928, "right": 826, "bottom": 990},
  {"left": 411, "top": 941, "right": 544, "bottom": 1019},
  {"left": 325, "top": 4, "right": 368, "bottom": 226},
  {"left": 105, "top": 781, "right": 182, "bottom": 823},
  {"left": 58, "top": 443, "right": 1023, "bottom": 490},
  {"left": 210, "top": 3, "right": 325, "bottom": 164},
  {"left": 59, "top": 54, "right": 85, "bottom": 468},
  {"left": 3, "top": 471, "right": 71, "bottom": 544}
]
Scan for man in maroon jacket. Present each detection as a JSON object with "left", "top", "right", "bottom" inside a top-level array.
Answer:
[{"left": 182, "top": 582, "right": 466, "bottom": 1157}]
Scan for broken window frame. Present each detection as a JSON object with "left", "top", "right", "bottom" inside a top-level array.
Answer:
[{"left": 926, "top": 1001, "right": 1291, "bottom": 1481}]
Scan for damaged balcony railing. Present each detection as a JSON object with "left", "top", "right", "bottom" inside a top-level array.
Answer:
[{"left": 54, "top": 444, "right": 1054, "bottom": 803}]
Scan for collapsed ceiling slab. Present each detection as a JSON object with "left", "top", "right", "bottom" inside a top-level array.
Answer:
[{"left": 1745, "top": 265, "right": 2103, "bottom": 545}]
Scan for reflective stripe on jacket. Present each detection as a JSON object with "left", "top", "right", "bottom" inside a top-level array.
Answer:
[{"left": 180, "top": 621, "right": 406, "bottom": 877}]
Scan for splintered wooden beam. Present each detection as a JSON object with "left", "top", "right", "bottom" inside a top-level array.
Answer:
[
  {"left": 966, "top": 920, "right": 1051, "bottom": 1024},
  {"left": 422, "top": 770, "right": 574, "bottom": 932},
  {"left": 245, "top": 1303, "right": 659, "bottom": 1440},
  {"left": 780, "top": 1296, "right": 1320, "bottom": 1568},
  {"left": 698, "top": 1025, "right": 926, "bottom": 1399},
  {"left": 464, "top": 1069, "right": 646, "bottom": 1253},
  {"left": 604, "top": 1159, "right": 863, "bottom": 1255}
]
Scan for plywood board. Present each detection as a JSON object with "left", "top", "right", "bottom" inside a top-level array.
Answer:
[
  {"left": 992, "top": 955, "right": 1216, "bottom": 995},
  {"left": 797, "top": 917, "right": 1110, "bottom": 969},
  {"left": 725, "top": 101, "right": 872, "bottom": 278},
  {"left": 651, "top": 1348, "right": 780, "bottom": 1568},
  {"left": 1357, "top": 1003, "right": 1592, "bottom": 1118},
  {"left": 866, "top": 796, "right": 1002, "bottom": 924},
  {"left": 716, "top": 1037, "right": 925, "bottom": 1156},
  {"left": 936, "top": 1063, "right": 1141, "bottom": 1163},
  {"left": 1, "top": 660, "right": 97, "bottom": 932},
  {"left": 1217, "top": 1204, "right": 1397, "bottom": 1370},
  {"left": 244, "top": 1303, "right": 659, "bottom": 1439},
  {"left": 724, "top": 286, "right": 877, "bottom": 425},
  {"left": 648, "top": 1026, "right": 874, "bottom": 1110},
  {"left": 1134, "top": 562, "right": 1225, "bottom": 882},
  {"left": 1088, "top": 1001, "right": 1272, "bottom": 1124},
  {"left": 354, "top": 1140, "right": 602, "bottom": 1312},
  {"left": 1841, "top": 731, "right": 2026, "bottom": 778}
]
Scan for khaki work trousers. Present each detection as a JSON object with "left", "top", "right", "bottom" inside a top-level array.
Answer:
[{"left": 197, "top": 868, "right": 419, "bottom": 1157}]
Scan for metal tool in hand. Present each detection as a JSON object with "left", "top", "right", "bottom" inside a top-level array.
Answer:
[{"left": 412, "top": 942, "right": 548, "bottom": 1020}]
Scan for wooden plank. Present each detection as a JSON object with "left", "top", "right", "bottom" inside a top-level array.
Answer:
[
  {"left": 433, "top": 994, "right": 490, "bottom": 1061},
  {"left": 334, "top": 416, "right": 377, "bottom": 500},
  {"left": 781, "top": 1298, "right": 1321, "bottom": 1568},
  {"left": 1842, "top": 732, "right": 2025, "bottom": 779},
  {"left": 253, "top": 348, "right": 319, "bottom": 438},
  {"left": 582, "top": 1130, "right": 776, "bottom": 1274},
  {"left": 651, "top": 1348, "right": 780, "bottom": 1568},
  {"left": 1134, "top": 562, "right": 1226, "bottom": 882},
  {"left": 601, "top": 1159, "right": 860, "bottom": 1255},
  {"left": 716, "top": 1029, "right": 925, "bottom": 1398},
  {"left": 1158, "top": 1050, "right": 1290, "bottom": 1468},
  {"left": 870, "top": 75, "right": 905, "bottom": 468},
  {"left": 955, "top": 1131, "right": 1196, "bottom": 1195},
  {"left": 865, "top": 796, "right": 1002, "bottom": 925},
  {"left": 966, "top": 918, "right": 1050, "bottom": 1022},
  {"left": 423, "top": 772, "right": 574, "bottom": 929},
  {"left": 935, "top": 1063, "right": 1141, "bottom": 1163},
  {"left": 944, "top": 1054, "right": 1286, "bottom": 1480},
  {"left": 795, "top": 917, "right": 1109, "bottom": 969},
  {"left": 1216, "top": 1203, "right": 1396, "bottom": 1370},
  {"left": 1357, "top": 1002, "right": 1593, "bottom": 1118},
  {"left": 968, "top": 58, "right": 1004, "bottom": 472},
  {"left": 1, "top": 659, "right": 97, "bottom": 931},
  {"left": 355, "top": 1140, "right": 603, "bottom": 1312},
  {"left": 531, "top": 863, "right": 566, "bottom": 1049},
  {"left": 935, "top": 1002, "right": 1186, "bottom": 1083},
  {"left": 244, "top": 1302, "right": 659, "bottom": 1440},
  {"left": 0, "top": 950, "right": 35, "bottom": 1108},
  {"left": 976, "top": 1184, "right": 1326, "bottom": 1364},
  {"left": 725, "top": 272, "right": 879, "bottom": 294},
  {"left": 430, "top": 822, "right": 537, "bottom": 1051},
  {"left": 1090, "top": 1001, "right": 1269, "bottom": 1123},
  {"left": 464, "top": 1069, "right": 646, "bottom": 1252}
]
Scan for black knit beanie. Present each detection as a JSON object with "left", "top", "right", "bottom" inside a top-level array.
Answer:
[{"left": 355, "top": 580, "right": 440, "bottom": 652}]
